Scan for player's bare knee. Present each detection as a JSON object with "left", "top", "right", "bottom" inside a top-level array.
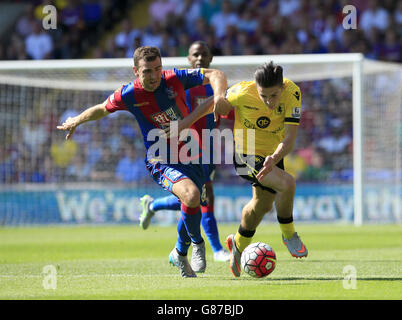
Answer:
[
  {"left": 181, "top": 187, "right": 200, "bottom": 208},
  {"left": 283, "top": 174, "right": 296, "bottom": 193}
]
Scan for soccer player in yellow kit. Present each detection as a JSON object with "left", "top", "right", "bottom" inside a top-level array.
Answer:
[{"left": 217, "top": 61, "right": 308, "bottom": 277}]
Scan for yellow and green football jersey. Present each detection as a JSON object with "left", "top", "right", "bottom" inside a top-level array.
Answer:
[{"left": 226, "top": 78, "right": 302, "bottom": 157}]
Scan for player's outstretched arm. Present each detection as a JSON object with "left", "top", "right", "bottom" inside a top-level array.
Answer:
[
  {"left": 256, "top": 125, "right": 298, "bottom": 181},
  {"left": 163, "top": 96, "right": 214, "bottom": 139},
  {"left": 202, "top": 68, "right": 229, "bottom": 121},
  {"left": 57, "top": 99, "right": 109, "bottom": 140}
]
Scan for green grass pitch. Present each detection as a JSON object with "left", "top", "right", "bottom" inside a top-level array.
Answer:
[{"left": 0, "top": 223, "right": 400, "bottom": 300}]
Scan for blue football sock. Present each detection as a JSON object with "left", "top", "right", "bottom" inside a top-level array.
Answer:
[
  {"left": 175, "top": 217, "right": 191, "bottom": 255},
  {"left": 150, "top": 195, "right": 181, "bottom": 212},
  {"left": 180, "top": 203, "right": 203, "bottom": 244},
  {"left": 201, "top": 205, "right": 223, "bottom": 253}
]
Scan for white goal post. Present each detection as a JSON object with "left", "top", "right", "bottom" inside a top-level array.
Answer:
[{"left": 0, "top": 53, "right": 400, "bottom": 226}]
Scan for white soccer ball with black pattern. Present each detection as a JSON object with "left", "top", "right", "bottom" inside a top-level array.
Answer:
[{"left": 241, "top": 242, "right": 276, "bottom": 278}]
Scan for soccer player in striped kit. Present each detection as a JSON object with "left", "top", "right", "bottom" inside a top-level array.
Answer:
[
  {"left": 139, "top": 41, "right": 231, "bottom": 263},
  {"left": 57, "top": 46, "right": 228, "bottom": 277}
]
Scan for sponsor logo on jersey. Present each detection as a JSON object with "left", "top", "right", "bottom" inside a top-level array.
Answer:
[
  {"left": 293, "top": 91, "right": 300, "bottom": 101},
  {"left": 133, "top": 102, "right": 150, "bottom": 107},
  {"left": 195, "top": 97, "right": 209, "bottom": 108},
  {"left": 243, "top": 118, "right": 257, "bottom": 129},
  {"left": 151, "top": 107, "right": 180, "bottom": 127},
  {"left": 165, "top": 107, "right": 179, "bottom": 120},
  {"left": 256, "top": 116, "right": 271, "bottom": 129},
  {"left": 187, "top": 69, "right": 200, "bottom": 75},
  {"left": 243, "top": 105, "right": 259, "bottom": 110},
  {"left": 151, "top": 112, "right": 170, "bottom": 126}
]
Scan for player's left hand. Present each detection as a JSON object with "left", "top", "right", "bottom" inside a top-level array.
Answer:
[{"left": 256, "top": 156, "right": 275, "bottom": 182}]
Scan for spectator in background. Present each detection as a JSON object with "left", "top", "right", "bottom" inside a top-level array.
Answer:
[
  {"left": 395, "top": 1, "right": 402, "bottom": 25},
  {"left": 82, "top": 0, "right": 102, "bottom": 30},
  {"left": 379, "top": 30, "right": 401, "bottom": 62},
  {"left": 237, "top": 8, "right": 258, "bottom": 35},
  {"left": 50, "top": 136, "right": 78, "bottom": 180},
  {"left": 67, "top": 151, "right": 91, "bottom": 182},
  {"left": 114, "top": 18, "right": 141, "bottom": 52},
  {"left": 25, "top": 21, "right": 53, "bottom": 60},
  {"left": 60, "top": 0, "right": 83, "bottom": 30},
  {"left": 190, "top": 17, "right": 211, "bottom": 42},
  {"left": 173, "top": 0, "right": 202, "bottom": 35},
  {"left": 210, "top": 0, "right": 238, "bottom": 40},
  {"left": 115, "top": 146, "right": 148, "bottom": 184},
  {"left": 6, "top": 33, "right": 28, "bottom": 60},
  {"left": 91, "top": 146, "right": 118, "bottom": 182},
  {"left": 148, "top": 0, "right": 176, "bottom": 25},
  {"left": 359, "top": 0, "right": 390, "bottom": 35},
  {"left": 141, "top": 23, "right": 163, "bottom": 48},
  {"left": 201, "top": 0, "right": 222, "bottom": 24},
  {"left": 278, "top": 0, "right": 301, "bottom": 17},
  {"left": 22, "top": 118, "right": 48, "bottom": 157},
  {"left": 15, "top": 4, "right": 36, "bottom": 39}
]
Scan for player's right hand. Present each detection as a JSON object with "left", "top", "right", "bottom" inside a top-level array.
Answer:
[
  {"left": 213, "top": 97, "right": 232, "bottom": 122},
  {"left": 57, "top": 117, "right": 78, "bottom": 140},
  {"left": 256, "top": 156, "right": 275, "bottom": 182}
]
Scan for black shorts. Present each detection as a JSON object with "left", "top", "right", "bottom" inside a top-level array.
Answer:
[{"left": 233, "top": 153, "right": 284, "bottom": 194}]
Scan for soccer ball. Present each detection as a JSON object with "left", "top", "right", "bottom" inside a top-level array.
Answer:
[{"left": 241, "top": 242, "right": 276, "bottom": 278}]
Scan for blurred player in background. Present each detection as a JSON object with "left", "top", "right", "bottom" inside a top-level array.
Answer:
[
  {"left": 214, "top": 61, "right": 308, "bottom": 277},
  {"left": 57, "top": 46, "right": 228, "bottom": 277},
  {"left": 139, "top": 41, "right": 230, "bottom": 263}
]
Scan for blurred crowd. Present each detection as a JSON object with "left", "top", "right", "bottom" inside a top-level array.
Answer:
[
  {"left": 107, "top": 0, "right": 401, "bottom": 62},
  {"left": 0, "top": 0, "right": 400, "bottom": 185},
  {"left": 0, "top": 0, "right": 128, "bottom": 60},
  {"left": 0, "top": 0, "right": 400, "bottom": 62}
]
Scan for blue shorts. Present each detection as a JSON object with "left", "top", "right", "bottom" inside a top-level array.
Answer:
[
  {"left": 202, "top": 163, "right": 216, "bottom": 184},
  {"left": 146, "top": 158, "right": 205, "bottom": 196}
]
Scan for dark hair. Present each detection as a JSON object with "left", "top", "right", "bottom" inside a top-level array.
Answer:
[
  {"left": 190, "top": 40, "right": 210, "bottom": 51},
  {"left": 133, "top": 46, "right": 161, "bottom": 68},
  {"left": 254, "top": 61, "right": 283, "bottom": 88}
]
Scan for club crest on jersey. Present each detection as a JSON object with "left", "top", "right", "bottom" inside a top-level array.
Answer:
[
  {"left": 256, "top": 116, "right": 271, "bottom": 129},
  {"left": 275, "top": 104, "right": 284, "bottom": 115},
  {"left": 166, "top": 86, "right": 178, "bottom": 100}
]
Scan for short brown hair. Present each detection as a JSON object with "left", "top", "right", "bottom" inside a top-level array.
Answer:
[
  {"left": 133, "top": 46, "right": 161, "bottom": 68},
  {"left": 254, "top": 61, "right": 283, "bottom": 88}
]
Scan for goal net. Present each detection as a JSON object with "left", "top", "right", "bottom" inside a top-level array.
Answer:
[{"left": 0, "top": 54, "right": 400, "bottom": 225}]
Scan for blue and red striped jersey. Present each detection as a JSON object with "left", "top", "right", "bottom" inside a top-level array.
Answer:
[
  {"left": 185, "top": 84, "right": 216, "bottom": 164},
  {"left": 105, "top": 68, "right": 205, "bottom": 159}
]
